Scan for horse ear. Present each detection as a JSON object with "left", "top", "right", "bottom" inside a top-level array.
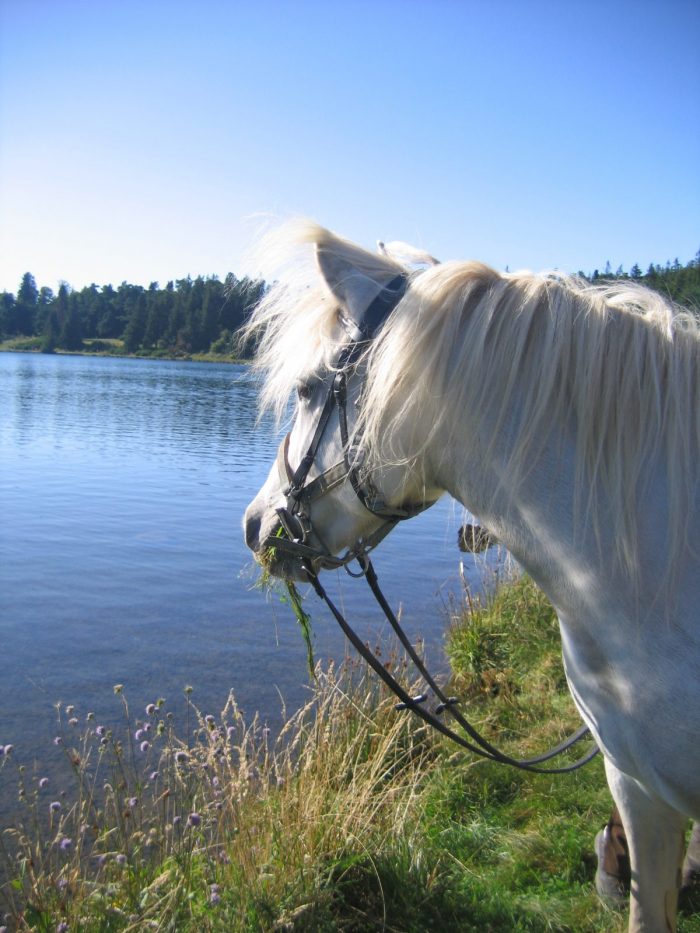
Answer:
[{"left": 315, "top": 243, "right": 401, "bottom": 327}]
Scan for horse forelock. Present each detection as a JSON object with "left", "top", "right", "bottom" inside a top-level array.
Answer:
[{"left": 241, "top": 220, "right": 406, "bottom": 424}]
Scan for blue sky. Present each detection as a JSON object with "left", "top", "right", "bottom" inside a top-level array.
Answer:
[{"left": 1, "top": 0, "right": 698, "bottom": 294}]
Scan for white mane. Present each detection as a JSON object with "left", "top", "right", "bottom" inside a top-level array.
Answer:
[{"left": 243, "top": 222, "right": 700, "bottom": 583}]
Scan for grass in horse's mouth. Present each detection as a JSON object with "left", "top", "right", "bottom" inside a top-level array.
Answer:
[{"left": 258, "top": 528, "right": 316, "bottom": 678}]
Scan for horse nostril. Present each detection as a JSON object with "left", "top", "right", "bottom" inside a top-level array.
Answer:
[{"left": 244, "top": 511, "right": 262, "bottom": 551}]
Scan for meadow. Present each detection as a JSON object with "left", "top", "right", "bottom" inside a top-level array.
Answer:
[{"left": 1, "top": 576, "right": 698, "bottom": 932}]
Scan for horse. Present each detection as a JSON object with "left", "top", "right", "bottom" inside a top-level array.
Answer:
[{"left": 242, "top": 221, "right": 700, "bottom": 932}]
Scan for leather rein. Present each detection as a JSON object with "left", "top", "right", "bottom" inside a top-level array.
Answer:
[{"left": 265, "top": 274, "right": 598, "bottom": 774}]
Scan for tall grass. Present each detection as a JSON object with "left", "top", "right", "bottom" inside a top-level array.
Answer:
[{"left": 1, "top": 576, "right": 698, "bottom": 931}]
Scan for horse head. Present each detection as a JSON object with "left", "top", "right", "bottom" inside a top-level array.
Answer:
[{"left": 243, "top": 226, "right": 441, "bottom": 580}]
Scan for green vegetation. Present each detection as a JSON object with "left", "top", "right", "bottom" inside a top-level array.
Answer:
[
  {"left": 2, "top": 250, "right": 698, "bottom": 361},
  {"left": 0, "top": 273, "right": 264, "bottom": 360},
  {"left": 3, "top": 576, "right": 698, "bottom": 931}
]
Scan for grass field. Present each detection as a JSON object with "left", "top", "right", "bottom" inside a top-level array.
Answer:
[{"left": 1, "top": 575, "right": 698, "bottom": 931}]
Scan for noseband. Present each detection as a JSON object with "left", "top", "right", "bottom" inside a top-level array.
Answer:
[{"left": 263, "top": 272, "right": 597, "bottom": 773}]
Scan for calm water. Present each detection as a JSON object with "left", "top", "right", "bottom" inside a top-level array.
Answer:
[{"left": 0, "top": 352, "right": 499, "bottom": 801}]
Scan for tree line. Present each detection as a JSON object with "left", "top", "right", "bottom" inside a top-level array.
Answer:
[
  {"left": 0, "top": 273, "right": 266, "bottom": 358},
  {"left": 1, "top": 251, "right": 698, "bottom": 357}
]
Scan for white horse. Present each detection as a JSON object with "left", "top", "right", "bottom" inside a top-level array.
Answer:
[{"left": 243, "top": 221, "right": 700, "bottom": 932}]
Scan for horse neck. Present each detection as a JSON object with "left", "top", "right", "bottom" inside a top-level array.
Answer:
[{"left": 433, "top": 397, "right": 634, "bottom": 618}]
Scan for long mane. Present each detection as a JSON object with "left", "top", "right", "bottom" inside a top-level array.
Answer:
[{"left": 244, "top": 222, "right": 700, "bottom": 583}]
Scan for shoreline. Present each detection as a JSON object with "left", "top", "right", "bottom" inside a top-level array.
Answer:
[{"left": 0, "top": 341, "right": 246, "bottom": 365}]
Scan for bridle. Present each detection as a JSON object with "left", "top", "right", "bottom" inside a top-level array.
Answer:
[{"left": 264, "top": 273, "right": 598, "bottom": 774}]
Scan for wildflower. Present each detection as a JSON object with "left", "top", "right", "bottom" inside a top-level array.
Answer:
[
  {"left": 128, "top": 797, "right": 138, "bottom": 808},
  {"left": 68, "top": 718, "right": 78, "bottom": 727},
  {"left": 209, "top": 883, "right": 221, "bottom": 905},
  {"left": 187, "top": 812, "right": 201, "bottom": 828},
  {"left": 149, "top": 771, "right": 159, "bottom": 782},
  {"left": 135, "top": 728, "right": 145, "bottom": 741},
  {"left": 172, "top": 816, "right": 181, "bottom": 827},
  {"left": 184, "top": 685, "right": 193, "bottom": 695},
  {"left": 205, "top": 714, "right": 215, "bottom": 727},
  {"left": 39, "top": 777, "right": 49, "bottom": 789},
  {"left": 50, "top": 801, "right": 61, "bottom": 813},
  {"left": 226, "top": 726, "right": 236, "bottom": 740},
  {"left": 3, "top": 745, "right": 13, "bottom": 756},
  {"left": 56, "top": 923, "right": 69, "bottom": 933},
  {"left": 86, "top": 712, "right": 94, "bottom": 721},
  {"left": 115, "top": 853, "right": 127, "bottom": 866},
  {"left": 53, "top": 737, "right": 62, "bottom": 745},
  {"left": 95, "top": 725, "right": 106, "bottom": 737},
  {"left": 146, "top": 703, "right": 156, "bottom": 716},
  {"left": 113, "top": 684, "right": 124, "bottom": 694},
  {"left": 175, "top": 751, "right": 188, "bottom": 764},
  {"left": 59, "top": 837, "right": 73, "bottom": 852},
  {"left": 65, "top": 705, "right": 75, "bottom": 715}
]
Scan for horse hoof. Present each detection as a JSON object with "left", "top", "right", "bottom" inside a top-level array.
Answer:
[{"left": 594, "top": 830, "right": 628, "bottom": 908}]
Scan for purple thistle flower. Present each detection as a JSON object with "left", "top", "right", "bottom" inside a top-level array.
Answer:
[
  {"left": 50, "top": 801, "right": 61, "bottom": 813},
  {"left": 68, "top": 718, "right": 78, "bottom": 727},
  {"left": 56, "top": 923, "right": 69, "bottom": 933},
  {"left": 65, "top": 705, "right": 75, "bottom": 715},
  {"left": 134, "top": 729, "right": 144, "bottom": 741},
  {"left": 95, "top": 725, "right": 106, "bottom": 737},
  {"left": 128, "top": 797, "right": 138, "bottom": 808},
  {"left": 39, "top": 777, "right": 49, "bottom": 789},
  {"left": 149, "top": 770, "right": 159, "bottom": 782},
  {"left": 115, "top": 853, "right": 127, "bottom": 866},
  {"left": 59, "top": 837, "right": 72, "bottom": 852},
  {"left": 172, "top": 815, "right": 181, "bottom": 827},
  {"left": 53, "top": 737, "right": 62, "bottom": 745},
  {"left": 187, "top": 812, "right": 201, "bottom": 828},
  {"left": 139, "top": 741, "right": 150, "bottom": 753},
  {"left": 3, "top": 745, "right": 14, "bottom": 756},
  {"left": 146, "top": 703, "right": 156, "bottom": 716},
  {"left": 205, "top": 715, "right": 215, "bottom": 726}
]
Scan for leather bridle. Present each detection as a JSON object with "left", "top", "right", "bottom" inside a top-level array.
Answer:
[{"left": 264, "top": 272, "right": 598, "bottom": 773}]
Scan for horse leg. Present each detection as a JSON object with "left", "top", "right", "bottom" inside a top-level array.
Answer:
[
  {"left": 682, "top": 821, "right": 700, "bottom": 889},
  {"left": 604, "top": 758, "right": 686, "bottom": 932},
  {"left": 595, "top": 804, "right": 631, "bottom": 906}
]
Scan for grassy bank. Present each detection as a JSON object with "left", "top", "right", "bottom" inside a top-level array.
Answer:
[
  {"left": 0, "top": 337, "right": 243, "bottom": 364},
  {"left": 1, "top": 576, "right": 698, "bottom": 931}
]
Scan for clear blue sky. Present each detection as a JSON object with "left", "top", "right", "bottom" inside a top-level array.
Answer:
[{"left": 1, "top": 0, "right": 698, "bottom": 294}]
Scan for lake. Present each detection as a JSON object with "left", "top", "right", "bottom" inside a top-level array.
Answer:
[{"left": 0, "top": 352, "right": 501, "bottom": 807}]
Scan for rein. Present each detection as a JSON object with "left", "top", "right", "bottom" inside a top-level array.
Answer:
[{"left": 266, "top": 274, "right": 598, "bottom": 774}]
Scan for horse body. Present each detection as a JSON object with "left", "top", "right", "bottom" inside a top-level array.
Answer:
[{"left": 243, "top": 222, "right": 700, "bottom": 931}]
